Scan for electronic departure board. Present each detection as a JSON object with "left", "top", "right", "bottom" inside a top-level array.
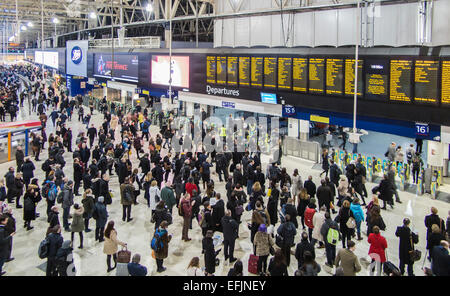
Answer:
[
  {"left": 309, "top": 58, "right": 325, "bottom": 93},
  {"left": 227, "top": 57, "right": 238, "bottom": 86},
  {"left": 293, "top": 58, "right": 308, "bottom": 92},
  {"left": 414, "top": 60, "right": 438, "bottom": 104},
  {"left": 206, "top": 56, "right": 216, "bottom": 84},
  {"left": 239, "top": 57, "right": 250, "bottom": 87},
  {"left": 365, "top": 59, "right": 389, "bottom": 101},
  {"left": 345, "top": 59, "right": 363, "bottom": 96},
  {"left": 390, "top": 60, "right": 412, "bottom": 102},
  {"left": 278, "top": 57, "right": 292, "bottom": 90},
  {"left": 216, "top": 56, "right": 227, "bottom": 85},
  {"left": 442, "top": 61, "right": 450, "bottom": 105},
  {"left": 264, "top": 57, "right": 277, "bottom": 89},
  {"left": 251, "top": 57, "right": 263, "bottom": 87},
  {"left": 326, "top": 59, "right": 344, "bottom": 95}
]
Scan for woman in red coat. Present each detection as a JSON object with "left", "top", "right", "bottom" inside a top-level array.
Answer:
[{"left": 367, "top": 226, "right": 387, "bottom": 276}]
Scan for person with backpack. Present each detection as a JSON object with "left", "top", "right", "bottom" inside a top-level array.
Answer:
[
  {"left": 221, "top": 210, "right": 239, "bottom": 264},
  {"left": 103, "top": 221, "right": 127, "bottom": 273},
  {"left": 202, "top": 230, "right": 221, "bottom": 276},
  {"left": 212, "top": 193, "right": 225, "bottom": 233},
  {"left": 44, "top": 225, "right": 64, "bottom": 276},
  {"left": 329, "top": 160, "right": 341, "bottom": 186},
  {"left": 411, "top": 152, "right": 423, "bottom": 184},
  {"left": 254, "top": 223, "right": 274, "bottom": 276},
  {"left": 93, "top": 196, "right": 108, "bottom": 242},
  {"left": 43, "top": 178, "right": 58, "bottom": 219},
  {"left": 368, "top": 226, "right": 387, "bottom": 276},
  {"left": 0, "top": 215, "right": 15, "bottom": 276},
  {"left": 153, "top": 201, "right": 172, "bottom": 231},
  {"left": 277, "top": 214, "right": 297, "bottom": 267},
  {"left": 321, "top": 212, "right": 340, "bottom": 270},
  {"left": 56, "top": 240, "right": 75, "bottom": 276},
  {"left": 199, "top": 201, "right": 213, "bottom": 237},
  {"left": 152, "top": 220, "right": 172, "bottom": 273},
  {"left": 350, "top": 198, "right": 365, "bottom": 241}
]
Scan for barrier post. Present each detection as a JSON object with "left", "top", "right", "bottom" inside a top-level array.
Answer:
[
  {"left": 417, "top": 168, "right": 424, "bottom": 196},
  {"left": 25, "top": 129, "right": 29, "bottom": 156},
  {"left": 7, "top": 132, "right": 11, "bottom": 161}
]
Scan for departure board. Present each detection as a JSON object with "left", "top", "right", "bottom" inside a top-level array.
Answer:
[
  {"left": 251, "top": 57, "right": 263, "bottom": 87},
  {"left": 292, "top": 58, "right": 308, "bottom": 92},
  {"left": 326, "top": 59, "right": 344, "bottom": 95},
  {"left": 309, "top": 58, "right": 325, "bottom": 93},
  {"left": 365, "top": 59, "right": 389, "bottom": 100},
  {"left": 414, "top": 60, "right": 438, "bottom": 104},
  {"left": 206, "top": 56, "right": 216, "bottom": 84},
  {"left": 264, "top": 57, "right": 277, "bottom": 89},
  {"left": 216, "top": 56, "right": 227, "bottom": 85},
  {"left": 442, "top": 61, "right": 450, "bottom": 105},
  {"left": 345, "top": 59, "right": 363, "bottom": 96},
  {"left": 390, "top": 60, "right": 412, "bottom": 102},
  {"left": 239, "top": 57, "right": 250, "bottom": 87},
  {"left": 227, "top": 57, "right": 238, "bottom": 86},
  {"left": 278, "top": 57, "right": 292, "bottom": 90}
]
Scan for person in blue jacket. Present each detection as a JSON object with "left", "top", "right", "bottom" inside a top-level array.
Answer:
[
  {"left": 350, "top": 197, "right": 365, "bottom": 241},
  {"left": 127, "top": 253, "right": 147, "bottom": 276}
]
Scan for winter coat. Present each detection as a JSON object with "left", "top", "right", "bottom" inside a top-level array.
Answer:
[
  {"left": 254, "top": 231, "right": 274, "bottom": 256},
  {"left": 94, "top": 202, "right": 108, "bottom": 228},
  {"left": 284, "top": 203, "right": 298, "bottom": 228},
  {"left": 431, "top": 246, "right": 450, "bottom": 276},
  {"left": 338, "top": 207, "right": 354, "bottom": 236},
  {"left": 267, "top": 195, "right": 279, "bottom": 226},
  {"left": 21, "top": 161, "right": 35, "bottom": 180},
  {"left": 60, "top": 184, "right": 74, "bottom": 209},
  {"left": 335, "top": 248, "right": 361, "bottom": 276},
  {"left": 103, "top": 230, "right": 126, "bottom": 255},
  {"left": 304, "top": 180, "right": 316, "bottom": 198},
  {"left": 366, "top": 213, "right": 386, "bottom": 235},
  {"left": 71, "top": 207, "right": 85, "bottom": 233},
  {"left": 154, "top": 207, "right": 171, "bottom": 229},
  {"left": 368, "top": 233, "right": 387, "bottom": 263},
  {"left": 221, "top": 215, "right": 239, "bottom": 241},
  {"left": 202, "top": 237, "right": 219, "bottom": 274},
  {"left": 149, "top": 186, "right": 160, "bottom": 210},
  {"left": 160, "top": 187, "right": 176, "bottom": 209},
  {"left": 180, "top": 198, "right": 193, "bottom": 218},
  {"left": 82, "top": 195, "right": 95, "bottom": 218},
  {"left": 277, "top": 221, "right": 297, "bottom": 247},
  {"left": 291, "top": 175, "right": 303, "bottom": 197},
  {"left": 120, "top": 183, "right": 134, "bottom": 206},
  {"left": 212, "top": 199, "right": 225, "bottom": 232},
  {"left": 295, "top": 238, "right": 315, "bottom": 269},
  {"left": 395, "top": 226, "right": 419, "bottom": 263},
  {"left": 378, "top": 179, "right": 393, "bottom": 202},
  {"left": 304, "top": 206, "right": 316, "bottom": 229},
  {"left": 23, "top": 192, "right": 39, "bottom": 221},
  {"left": 316, "top": 185, "right": 332, "bottom": 209},
  {"left": 350, "top": 203, "right": 365, "bottom": 224},
  {"left": 154, "top": 228, "right": 171, "bottom": 260},
  {"left": 312, "top": 210, "right": 326, "bottom": 242}
]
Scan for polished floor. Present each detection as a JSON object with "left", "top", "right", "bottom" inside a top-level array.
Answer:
[{"left": 1, "top": 96, "right": 449, "bottom": 276}]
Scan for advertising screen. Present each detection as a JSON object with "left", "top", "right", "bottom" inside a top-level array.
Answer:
[
  {"left": 34, "top": 51, "right": 43, "bottom": 64},
  {"left": 43, "top": 52, "right": 59, "bottom": 69},
  {"left": 261, "top": 92, "right": 277, "bottom": 104},
  {"left": 95, "top": 54, "right": 139, "bottom": 82},
  {"left": 151, "top": 55, "right": 190, "bottom": 88}
]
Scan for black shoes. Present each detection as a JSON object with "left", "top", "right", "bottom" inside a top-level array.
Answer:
[
  {"left": 5, "top": 258, "right": 14, "bottom": 262},
  {"left": 230, "top": 257, "right": 238, "bottom": 263},
  {"left": 16, "top": 205, "right": 22, "bottom": 209},
  {"left": 127, "top": 218, "right": 133, "bottom": 222},
  {"left": 157, "top": 267, "right": 167, "bottom": 273}
]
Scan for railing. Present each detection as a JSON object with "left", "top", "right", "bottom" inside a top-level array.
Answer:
[
  {"left": 282, "top": 136, "right": 321, "bottom": 163},
  {"left": 89, "top": 36, "right": 161, "bottom": 48}
]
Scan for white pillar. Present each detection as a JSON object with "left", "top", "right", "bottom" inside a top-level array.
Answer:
[{"left": 299, "top": 119, "right": 310, "bottom": 141}]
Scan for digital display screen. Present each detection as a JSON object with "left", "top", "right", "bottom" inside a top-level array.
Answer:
[
  {"left": 414, "top": 60, "right": 439, "bottom": 105},
  {"left": 239, "top": 57, "right": 250, "bottom": 87},
  {"left": 326, "top": 58, "right": 344, "bottom": 95},
  {"left": 264, "top": 57, "right": 277, "bottom": 89},
  {"left": 227, "top": 57, "right": 238, "bottom": 86},
  {"left": 365, "top": 59, "right": 389, "bottom": 100},
  {"left": 251, "top": 57, "right": 263, "bottom": 87},
  {"left": 34, "top": 51, "right": 43, "bottom": 64},
  {"left": 442, "top": 61, "right": 450, "bottom": 105},
  {"left": 216, "top": 56, "right": 227, "bottom": 85},
  {"left": 278, "top": 57, "right": 292, "bottom": 90},
  {"left": 390, "top": 59, "right": 412, "bottom": 102},
  {"left": 309, "top": 58, "right": 325, "bottom": 93},
  {"left": 261, "top": 92, "right": 277, "bottom": 104},
  {"left": 292, "top": 58, "right": 307, "bottom": 92},
  {"left": 151, "top": 55, "right": 190, "bottom": 88},
  {"left": 206, "top": 56, "right": 216, "bottom": 84},
  {"left": 95, "top": 54, "right": 139, "bottom": 82},
  {"left": 345, "top": 59, "right": 363, "bottom": 96}
]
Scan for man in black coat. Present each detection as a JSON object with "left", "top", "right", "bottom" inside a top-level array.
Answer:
[
  {"left": 15, "top": 146, "right": 24, "bottom": 172},
  {"left": 3, "top": 209, "right": 15, "bottom": 263},
  {"left": 329, "top": 160, "right": 341, "bottom": 186},
  {"left": 295, "top": 231, "right": 315, "bottom": 270},
  {"left": 211, "top": 193, "right": 225, "bottom": 233},
  {"left": 431, "top": 241, "right": 450, "bottom": 276},
  {"left": 424, "top": 207, "right": 444, "bottom": 242},
  {"left": 284, "top": 198, "right": 298, "bottom": 229},
  {"left": 304, "top": 176, "right": 316, "bottom": 198},
  {"left": 316, "top": 179, "right": 333, "bottom": 213},
  {"left": 221, "top": 210, "right": 239, "bottom": 264},
  {"left": 139, "top": 154, "right": 151, "bottom": 176},
  {"left": 395, "top": 218, "right": 419, "bottom": 276},
  {"left": 232, "top": 164, "right": 244, "bottom": 188},
  {"left": 46, "top": 225, "right": 64, "bottom": 276},
  {"left": 4, "top": 168, "right": 15, "bottom": 203},
  {"left": 87, "top": 124, "right": 97, "bottom": 149},
  {"left": 0, "top": 215, "right": 15, "bottom": 276}
]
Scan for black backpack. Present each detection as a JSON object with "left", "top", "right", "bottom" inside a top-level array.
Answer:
[{"left": 38, "top": 236, "right": 50, "bottom": 259}]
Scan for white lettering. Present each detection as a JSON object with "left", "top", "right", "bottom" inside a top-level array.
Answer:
[{"left": 206, "top": 85, "right": 240, "bottom": 97}]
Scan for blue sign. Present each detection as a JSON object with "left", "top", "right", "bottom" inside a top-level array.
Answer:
[
  {"left": 71, "top": 46, "right": 82, "bottom": 64},
  {"left": 135, "top": 88, "right": 142, "bottom": 94},
  {"left": 415, "top": 123, "right": 429, "bottom": 137},
  {"left": 222, "top": 101, "right": 235, "bottom": 109},
  {"left": 283, "top": 105, "right": 296, "bottom": 116},
  {"left": 261, "top": 92, "right": 277, "bottom": 104}
]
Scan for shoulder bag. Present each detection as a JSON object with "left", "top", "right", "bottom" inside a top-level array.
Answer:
[
  {"left": 409, "top": 233, "right": 421, "bottom": 262},
  {"left": 346, "top": 209, "right": 356, "bottom": 229}
]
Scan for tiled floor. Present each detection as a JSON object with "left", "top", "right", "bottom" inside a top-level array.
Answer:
[{"left": 1, "top": 87, "right": 449, "bottom": 276}]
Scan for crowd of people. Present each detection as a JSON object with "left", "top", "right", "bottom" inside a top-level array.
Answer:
[{"left": 0, "top": 64, "right": 449, "bottom": 277}]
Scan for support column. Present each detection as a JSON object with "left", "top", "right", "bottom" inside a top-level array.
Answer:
[{"left": 299, "top": 120, "right": 310, "bottom": 141}]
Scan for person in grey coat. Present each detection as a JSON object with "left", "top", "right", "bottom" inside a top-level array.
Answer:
[
  {"left": 386, "top": 142, "right": 396, "bottom": 162},
  {"left": 387, "top": 166, "right": 401, "bottom": 204},
  {"left": 59, "top": 180, "right": 74, "bottom": 232},
  {"left": 94, "top": 196, "right": 108, "bottom": 242}
]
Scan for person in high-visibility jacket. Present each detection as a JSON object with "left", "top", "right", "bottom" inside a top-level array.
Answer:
[{"left": 220, "top": 125, "right": 227, "bottom": 143}]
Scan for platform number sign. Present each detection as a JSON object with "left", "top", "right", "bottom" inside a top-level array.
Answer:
[
  {"left": 415, "top": 122, "right": 429, "bottom": 136},
  {"left": 283, "top": 105, "right": 296, "bottom": 117}
]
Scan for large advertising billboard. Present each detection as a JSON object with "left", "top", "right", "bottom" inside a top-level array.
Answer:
[
  {"left": 66, "top": 40, "right": 88, "bottom": 77},
  {"left": 94, "top": 53, "right": 139, "bottom": 82},
  {"left": 35, "top": 51, "right": 58, "bottom": 69},
  {"left": 151, "top": 55, "right": 190, "bottom": 88}
]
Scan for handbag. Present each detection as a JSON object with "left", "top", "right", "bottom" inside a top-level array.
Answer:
[
  {"left": 117, "top": 246, "right": 131, "bottom": 263},
  {"left": 235, "top": 205, "right": 244, "bottom": 216},
  {"left": 346, "top": 217, "right": 356, "bottom": 229},
  {"left": 409, "top": 234, "right": 421, "bottom": 262}
]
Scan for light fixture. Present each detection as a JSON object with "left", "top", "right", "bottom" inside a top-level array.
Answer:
[
  {"left": 52, "top": 17, "right": 59, "bottom": 24},
  {"left": 145, "top": 3, "right": 153, "bottom": 12},
  {"left": 27, "top": 22, "right": 33, "bottom": 27},
  {"left": 8, "top": 36, "right": 14, "bottom": 42},
  {"left": 21, "top": 25, "right": 27, "bottom": 31},
  {"left": 89, "top": 12, "right": 96, "bottom": 19}
]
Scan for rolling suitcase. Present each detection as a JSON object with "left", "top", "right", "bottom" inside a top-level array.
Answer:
[
  {"left": 248, "top": 254, "right": 259, "bottom": 274},
  {"left": 383, "top": 261, "right": 400, "bottom": 276}
]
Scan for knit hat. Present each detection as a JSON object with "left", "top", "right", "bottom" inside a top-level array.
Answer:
[{"left": 258, "top": 224, "right": 267, "bottom": 233}]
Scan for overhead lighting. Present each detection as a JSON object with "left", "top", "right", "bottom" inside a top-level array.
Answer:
[
  {"left": 146, "top": 3, "right": 153, "bottom": 12},
  {"left": 21, "top": 25, "right": 27, "bottom": 31},
  {"left": 27, "top": 22, "right": 33, "bottom": 27},
  {"left": 89, "top": 12, "right": 96, "bottom": 19},
  {"left": 8, "top": 36, "right": 14, "bottom": 42},
  {"left": 52, "top": 17, "right": 59, "bottom": 24}
]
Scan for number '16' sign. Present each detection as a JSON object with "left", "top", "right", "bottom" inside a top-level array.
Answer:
[{"left": 415, "top": 123, "right": 429, "bottom": 136}]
